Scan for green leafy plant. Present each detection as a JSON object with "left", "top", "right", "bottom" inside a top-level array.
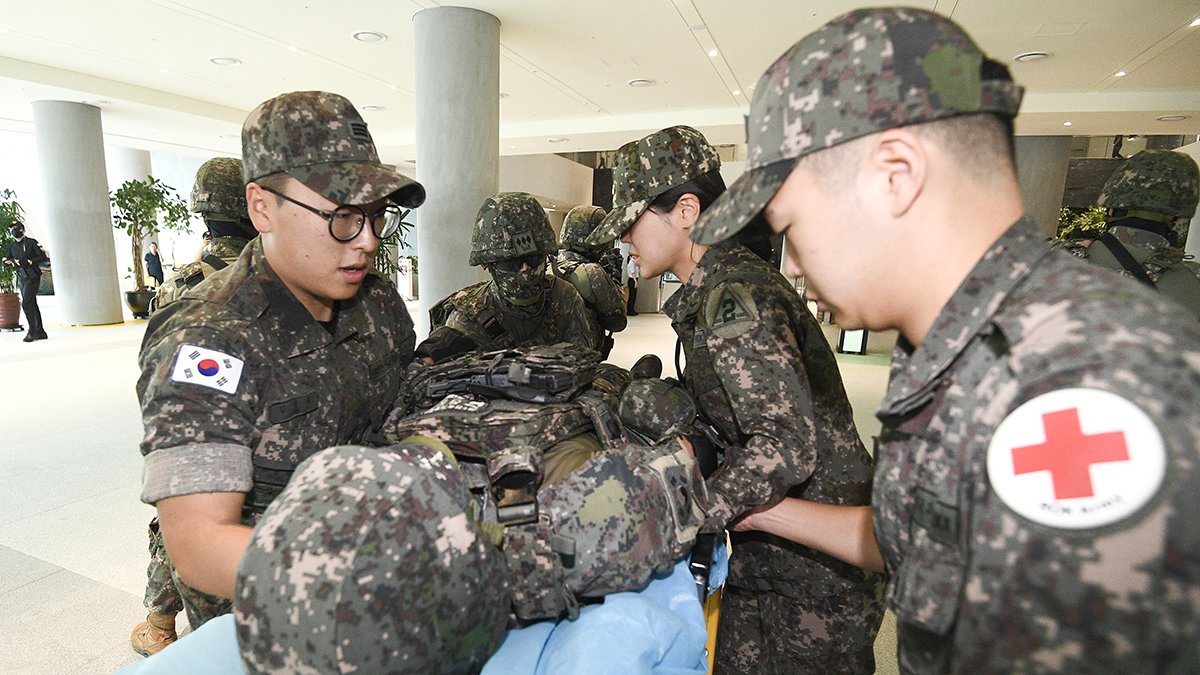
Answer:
[
  {"left": 110, "top": 177, "right": 190, "bottom": 292},
  {"left": 371, "top": 207, "right": 415, "bottom": 278},
  {"left": 1056, "top": 206, "right": 1107, "bottom": 241},
  {"left": 0, "top": 189, "right": 26, "bottom": 293}
]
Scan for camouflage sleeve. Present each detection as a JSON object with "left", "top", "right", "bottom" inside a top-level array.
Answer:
[
  {"left": 556, "top": 279, "right": 599, "bottom": 351},
  {"left": 585, "top": 264, "right": 628, "bottom": 333},
  {"left": 136, "top": 322, "right": 261, "bottom": 504},
  {"left": 700, "top": 280, "right": 816, "bottom": 531}
]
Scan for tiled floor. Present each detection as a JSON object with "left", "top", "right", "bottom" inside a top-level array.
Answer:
[{"left": 0, "top": 293, "right": 899, "bottom": 674}]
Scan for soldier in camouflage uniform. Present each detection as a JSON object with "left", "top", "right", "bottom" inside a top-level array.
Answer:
[
  {"left": 150, "top": 157, "right": 258, "bottom": 314},
  {"left": 235, "top": 443, "right": 510, "bottom": 674},
  {"left": 691, "top": 7, "right": 1200, "bottom": 672},
  {"left": 1057, "top": 149, "right": 1200, "bottom": 318},
  {"left": 415, "top": 192, "right": 596, "bottom": 363},
  {"left": 555, "top": 205, "right": 627, "bottom": 357},
  {"left": 132, "top": 156, "right": 260, "bottom": 656},
  {"left": 588, "top": 125, "right": 884, "bottom": 674},
  {"left": 133, "top": 91, "right": 422, "bottom": 653}
]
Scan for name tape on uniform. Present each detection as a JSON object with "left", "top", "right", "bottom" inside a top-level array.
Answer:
[
  {"left": 986, "top": 388, "right": 1166, "bottom": 530},
  {"left": 170, "top": 344, "right": 244, "bottom": 394}
]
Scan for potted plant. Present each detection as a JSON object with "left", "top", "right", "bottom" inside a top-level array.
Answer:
[
  {"left": 0, "top": 189, "right": 24, "bottom": 330},
  {"left": 110, "top": 177, "right": 190, "bottom": 318},
  {"left": 372, "top": 207, "right": 418, "bottom": 299}
]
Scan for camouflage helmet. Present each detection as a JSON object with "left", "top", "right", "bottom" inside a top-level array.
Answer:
[
  {"left": 691, "top": 7, "right": 1024, "bottom": 245},
  {"left": 469, "top": 191, "right": 557, "bottom": 266},
  {"left": 560, "top": 205, "right": 607, "bottom": 253},
  {"left": 190, "top": 157, "right": 247, "bottom": 218},
  {"left": 587, "top": 126, "right": 720, "bottom": 246},
  {"left": 1099, "top": 150, "right": 1200, "bottom": 244},
  {"left": 234, "top": 443, "right": 508, "bottom": 674}
]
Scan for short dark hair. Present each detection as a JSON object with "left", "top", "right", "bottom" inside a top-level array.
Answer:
[{"left": 647, "top": 169, "right": 727, "bottom": 215}]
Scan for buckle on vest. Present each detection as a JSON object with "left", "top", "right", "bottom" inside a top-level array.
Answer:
[{"left": 495, "top": 485, "right": 538, "bottom": 526}]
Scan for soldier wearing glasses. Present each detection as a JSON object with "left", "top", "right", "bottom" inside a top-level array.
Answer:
[{"left": 133, "top": 91, "right": 421, "bottom": 638}]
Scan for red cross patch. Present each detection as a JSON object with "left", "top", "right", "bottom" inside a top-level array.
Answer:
[{"left": 986, "top": 388, "right": 1166, "bottom": 530}]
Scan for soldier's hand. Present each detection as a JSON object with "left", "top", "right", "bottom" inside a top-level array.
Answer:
[{"left": 676, "top": 435, "right": 694, "bottom": 458}]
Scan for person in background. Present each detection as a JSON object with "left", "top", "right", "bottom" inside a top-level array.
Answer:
[
  {"left": 690, "top": 7, "right": 1200, "bottom": 671},
  {"left": 555, "top": 205, "right": 627, "bottom": 358},
  {"left": 625, "top": 254, "right": 639, "bottom": 316},
  {"left": 2, "top": 221, "right": 49, "bottom": 341},
  {"left": 145, "top": 241, "right": 164, "bottom": 287}
]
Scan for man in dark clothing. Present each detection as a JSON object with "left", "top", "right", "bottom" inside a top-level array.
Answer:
[{"left": 2, "top": 221, "right": 49, "bottom": 341}]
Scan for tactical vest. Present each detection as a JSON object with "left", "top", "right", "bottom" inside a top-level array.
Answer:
[{"left": 390, "top": 344, "right": 708, "bottom": 621}]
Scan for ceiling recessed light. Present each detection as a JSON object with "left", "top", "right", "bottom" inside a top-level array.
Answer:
[
  {"left": 209, "top": 56, "right": 241, "bottom": 66},
  {"left": 732, "top": 89, "right": 741, "bottom": 96},
  {"left": 1115, "top": 71, "right": 1127, "bottom": 77},
  {"left": 707, "top": 49, "right": 719, "bottom": 57},
  {"left": 1191, "top": 17, "right": 1200, "bottom": 27},
  {"left": 1063, "top": 121, "right": 1073, "bottom": 126},
  {"left": 159, "top": 67, "right": 170, "bottom": 74},
  {"left": 1156, "top": 114, "right": 1190, "bottom": 122},
  {"left": 81, "top": 99, "right": 110, "bottom": 107},
  {"left": 361, "top": 105, "right": 386, "bottom": 112},
  {"left": 1014, "top": 51, "right": 1051, "bottom": 63},
  {"left": 287, "top": 45, "right": 298, "bottom": 53},
  {"left": 509, "top": 145, "right": 517, "bottom": 149},
  {"left": 627, "top": 78, "right": 656, "bottom": 88},
  {"left": 547, "top": 137, "right": 569, "bottom": 143},
  {"left": 352, "top": 31, "right": 387, "bottom": 44}
]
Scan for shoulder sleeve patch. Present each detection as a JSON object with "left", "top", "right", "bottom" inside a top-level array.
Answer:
[
  {"left": 986, "top": 387, "right": 1166, "bottom": 530},
  {"left": 704, "top": 282, "right": 759, "bottom": 337},
  {"left": 170, "top": 344, "right": 245, "bottom": 394}
]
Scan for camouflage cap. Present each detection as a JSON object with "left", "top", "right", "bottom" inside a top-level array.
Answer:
[
  {"left": 234, "top": 443, "right": 508, "bottom": 674},
  {"left": 1099, "top": 150, "right": 1200, "bottom": 244},
  {"left": 241, "top": 91, "right": 426, "bottom": 208},
  {"left": 692, "top": 7, "right": 1025, "bottom": 245},
  {"left": 586, "top": 126, "right": 721, "bottom": 245},
  {"left": 190, "top": 157, "right": 247, "bottom": 218},
  {"left": 560, "top": 205, "right": 607, "bottom": 253},
  {"left": 469, "top": 191, "right": 558, "bottom": 266},
  {"left": 619, "top": 378, "right": 697, "bottom": 444}
]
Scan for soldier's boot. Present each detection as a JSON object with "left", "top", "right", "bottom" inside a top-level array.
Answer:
[{"left": 130, "top": 611, "right": 178, "bottom": 657}]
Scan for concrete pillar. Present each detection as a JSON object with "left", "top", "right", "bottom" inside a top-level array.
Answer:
[
  {"left": 413, "top": 6, "right": 499, "bottom": 339},
  {"left": 106, "top": 146, "right": 153, "bottom": 291},
  {"left": 31, "top": 101, "right": 123, "bottom": 325},
  {"left": 1014, "top": 136, "right": 1072, "bottom": 238}
]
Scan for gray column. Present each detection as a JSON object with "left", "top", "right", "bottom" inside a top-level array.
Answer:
[
  {"left": 32, "top": 101, "right": 122, "bottom": 325},
  {"left": 413, "top": 6, "right": 499, "bottom": 339},
  {"left": 1014, "top": 136, "right": 1072, "bottom": 237}
]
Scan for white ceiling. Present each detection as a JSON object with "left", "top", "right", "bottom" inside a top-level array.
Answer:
[{"left": 0, "top": 0, "right": 1197, "bottom": 167}]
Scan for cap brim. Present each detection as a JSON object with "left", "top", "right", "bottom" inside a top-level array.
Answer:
[
  {"left": 585, "top": 197, "right": 651, "bottom": 246},
  {"left": 290, "top": 161, "right": 427, "bottom": 208},
  {"left": 691, "top": 159, "right": 795, "bottom": 245}
]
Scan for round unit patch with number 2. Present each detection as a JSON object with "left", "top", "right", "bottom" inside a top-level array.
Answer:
[{"left": 986, "top": 388, "right": 1166, "bottom": 530}]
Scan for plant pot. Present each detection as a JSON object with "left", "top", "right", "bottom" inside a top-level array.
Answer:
[
  {"left": 125, "top": 289, "right": 156, "bottom": 319},
  {"left": 0, "top": 291, "right": 21, "bottom": 330}
]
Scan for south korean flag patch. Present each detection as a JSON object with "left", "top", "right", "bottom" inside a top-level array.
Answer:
[
  {"left": 986, "top": 388, "right": 1167, "bottom": 530},
  {"left": 170, "top": 344, "right": 245, "bottom": 394}
]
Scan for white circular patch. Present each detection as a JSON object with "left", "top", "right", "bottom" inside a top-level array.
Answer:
[{"left": 986, "top": 388, "right": 1166, "bottom": 530}]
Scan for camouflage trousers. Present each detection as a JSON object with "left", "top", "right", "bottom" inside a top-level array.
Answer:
[
  {"left": 143, "top": 518, "right": 231, "bottom": 628},
  {"left": 713, "top": 583, "right": 884, "bottom": 675}
]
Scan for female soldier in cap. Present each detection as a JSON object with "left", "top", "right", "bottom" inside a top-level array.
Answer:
[{"left": 587, "top": 125, "right": 884, "bottom": 674}]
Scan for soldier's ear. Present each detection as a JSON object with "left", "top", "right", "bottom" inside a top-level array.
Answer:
[
  {"left": 870, "top": 128, "right": 925, "bottom": 219},
  {"left": 676, "top": 193, "right": 702, "bottom": 231},
  {"left": 245, "top": 183, "right": 275, "bottom": 234}
]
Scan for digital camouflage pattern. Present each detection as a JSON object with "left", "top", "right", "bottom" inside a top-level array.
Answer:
[
  {"left": 873, "top": 218, "right": 1200, "bottom": 672},
  {"left": 1060, "top": 150, "right": 1200, "bottom": 318},
  {"left": 554, "top": 255, "right": 627, "bottom": 350},
  {"left": 190, "top": 157, "right": 247, "bottom": 217},
  {"left": 234, "top": 443, "right": 508, "bottom": 674},
  {"left": 663, "top": 242, "right": 884, "bottom": 672},
  {"left": 419, "top": 275, "right": 597, "bottom": 360},
  {"left": 138, "top": 238, "right": 416, "bottom": 523},
  {"left": 619, "top": 378, "right": 697, "bottom": 445},
  {"left": 691, "top": 6, "right": 1024, "bottom": 245},
  {"left": 599, "top": 246, "right": 624, "bottom": 285},
  {"left": 241, "top": 91, "right": 426, "bottom": 207},
  {"left": 1098, "top": 149, "right": 1200, "bottom": 243},
  {"left": 587, "top": 126, "right": 721, "bottom": 246},
  {"left": 560, "top": 205, "right": 607, "bottom": 254},
  {"left": 469, "top": 192, "right": 558, "bottom": 266},
  {"left": 151, "top": 236, "right": 251, "bottom": 313}
]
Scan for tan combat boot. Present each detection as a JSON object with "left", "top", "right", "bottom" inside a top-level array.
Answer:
[{"left": 130, "top": 612, "right": 178, "bottom": 656}]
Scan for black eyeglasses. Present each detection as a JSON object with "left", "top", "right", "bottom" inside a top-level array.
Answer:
[
  {"left": 491, "top": 252, "right": 547, "bottom": 273},
  {"left": 260, "top": 186, "right": 403, "bottom": 242}
]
